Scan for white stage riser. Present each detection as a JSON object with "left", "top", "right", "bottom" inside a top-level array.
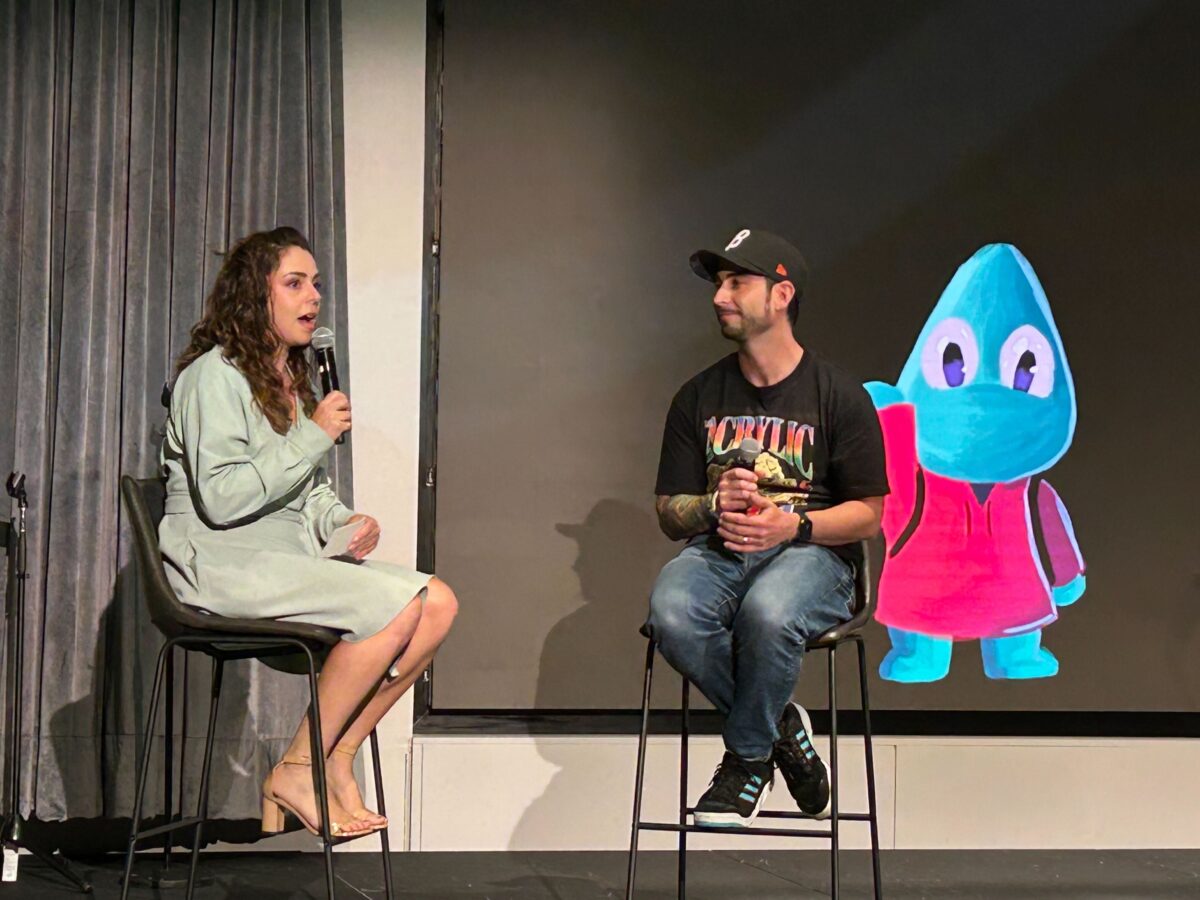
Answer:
[{"left": 410, "top": 735, "right": 1200, "bottom": 852}]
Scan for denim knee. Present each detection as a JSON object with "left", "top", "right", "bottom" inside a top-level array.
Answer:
[
  {"left": 646, "top": 579, "right": 692, "bottom": 646},
  {"left": 736, "top": 593, "right": 809, "bottom": 647}
]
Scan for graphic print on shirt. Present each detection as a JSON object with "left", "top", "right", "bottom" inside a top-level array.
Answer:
[
  {"left": 864, "top": 244, "right": 1086, "bottom": 683},
  {"left": 703, "top": 414, "right": 815, "bottom": 512}
]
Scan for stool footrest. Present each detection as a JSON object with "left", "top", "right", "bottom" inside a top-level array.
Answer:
[
  {"left": 131, "top": 816, "right": 204, "bottom": 842},
  {"left": 757, "top": 810, "right": 874, "bottom": 822},
  {"left": 637, "top": 820, "right": 833, "bottom": 839},
  {"left": 326, "top": 829, "right": 387, "bottom": 847},
  {"left": 681, "top": 807, "right": 875, "bottom": 822}
]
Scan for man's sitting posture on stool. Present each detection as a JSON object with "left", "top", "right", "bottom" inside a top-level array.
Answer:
[{"left": 648, "top": 228, "right": 889, "bottom": 827}]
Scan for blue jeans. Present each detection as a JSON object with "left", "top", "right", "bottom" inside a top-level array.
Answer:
[{"left": 645, "top": 537, "right": 855, "bottom": 760}]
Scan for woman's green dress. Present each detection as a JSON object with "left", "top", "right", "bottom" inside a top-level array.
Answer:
[{"left": 158, "top": 346, "right": 429, "bottom": 641}]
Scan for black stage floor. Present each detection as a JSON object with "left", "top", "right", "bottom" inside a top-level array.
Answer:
[{"left": 3, "top": 849, "right": 1198, "bottom": 898}]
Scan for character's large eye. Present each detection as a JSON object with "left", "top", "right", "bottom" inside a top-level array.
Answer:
[
  {"left": 999, "top": 325, "right": 1055, "bottom": 398},
  {"left": 920, "top": 318, "right": 979, "bottom": 389}
]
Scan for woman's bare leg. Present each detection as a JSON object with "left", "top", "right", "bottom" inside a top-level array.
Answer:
[
  {"left": 267, "top": 592, "right": 425, "bottom": 833},
  {"left": 326, "top": 579, "right": 458, "bottom": 821}
]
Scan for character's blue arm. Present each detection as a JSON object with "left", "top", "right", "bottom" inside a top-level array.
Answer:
[
  {"left": 864, "top": 381, "right": 905, "bottom": 409},
  {"left": 1053, "top": 575, "right": 1086, "bottom": 607},
  {"left": 1036, "top": 481, "right": 1087, "bottom": 608}
]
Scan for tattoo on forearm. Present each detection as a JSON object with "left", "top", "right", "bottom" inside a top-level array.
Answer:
[{"left": 656, "top": 494, "right": 715, "bottom": 541}]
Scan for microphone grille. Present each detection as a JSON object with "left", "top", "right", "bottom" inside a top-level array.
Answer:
[
  {"left": 311, "top": 326, "right": 335, "bottom": 350},
  {"left": 740, "top": 438, "right": 762, "bottom": 456}
]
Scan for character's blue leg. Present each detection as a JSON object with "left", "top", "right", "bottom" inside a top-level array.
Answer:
[
  {"left": 879, "top": 628, "right": 953, "bottom": 683},
  {"left": 980, "top": 631, "right": 1059, "bottom": 679}
]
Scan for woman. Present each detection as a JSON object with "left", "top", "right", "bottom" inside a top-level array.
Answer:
[{"left": 160, "top": 226, "right": 457, "bottom": 837}]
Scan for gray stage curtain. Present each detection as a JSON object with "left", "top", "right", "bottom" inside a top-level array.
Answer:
[{"left": 0, "top": 0, "right": 349, "bottom": 821}]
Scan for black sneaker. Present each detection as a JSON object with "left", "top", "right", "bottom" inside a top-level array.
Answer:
[
  {"left": 773, "top": 702, "right": 831, "bottom": 819},
  {"left": 693, "top": 751, "right": 774, "bottom": 827}
]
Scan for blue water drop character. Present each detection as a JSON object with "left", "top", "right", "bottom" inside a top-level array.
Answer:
[{"left": 864, "top": 244, "right": 1086, "bottom": 682}]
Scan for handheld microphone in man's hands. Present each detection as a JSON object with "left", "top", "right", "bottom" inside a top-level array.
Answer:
[
  {"left": 731, "top": 437, "right": 763, "bottom": 516},
  {"left": 311, "top": 327, "right": 345, "bottom": 445},
  {"left": 732, "top": 438, "right": 762, "bottom": 470}
]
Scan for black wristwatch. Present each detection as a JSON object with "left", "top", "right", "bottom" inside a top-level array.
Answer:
[{"left": 793, "top": 511, "right": 813, "bottom": 543}]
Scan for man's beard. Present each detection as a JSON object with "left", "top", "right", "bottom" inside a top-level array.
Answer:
[
  {"left": 720, "top": 316, "right": 765, "bottom": 342},
  {"left": 719, "top": 320, "right": 745, "bottom": 341}
]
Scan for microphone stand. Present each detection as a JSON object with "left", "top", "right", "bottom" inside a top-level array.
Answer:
[{"left": 2, "top": 472, "right": 92, "bottom": 892}]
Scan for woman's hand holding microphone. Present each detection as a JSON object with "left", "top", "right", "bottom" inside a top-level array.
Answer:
[{"left": 313, "top": 391, "right": 352, "bottom": 442}]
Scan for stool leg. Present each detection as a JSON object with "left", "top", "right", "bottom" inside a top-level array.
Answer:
[
  {"left": 304, "top": 648, "right": 337, "bottom": 899},
  {"left": 162, "top": 646, "right": 175, "bottom": 869},
  {"left": 678, "top": 678, "right": 689, "bottom": 900},
  {"left": 121, "top": 640, "right": 173, "bottom": 900},
  {"left": 828, "top": 646, "right": 840, "bottom": 900},
  {"left": 369, "top": 729, "right": 395, "bottom": 900},
  {"left": 858, "top": 637, "right": 882, "bottom": 899},
  {"left": 185, "top": 657, "right": 224, "bottom": 899},
  {"left": 177, "top": 652, "right": 192, "bottom": 849},
  {"left": 625, "top": 639, "right": 656, "bottom": 900}
]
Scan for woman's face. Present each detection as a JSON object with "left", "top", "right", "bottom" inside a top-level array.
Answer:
[{"left": 268, "top": 245, "right": 322, "bottom": 348}]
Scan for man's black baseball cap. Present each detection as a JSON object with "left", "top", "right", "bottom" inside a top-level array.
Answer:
[{"left": 690, "top": 228, "right": 809, "bottom": 297}]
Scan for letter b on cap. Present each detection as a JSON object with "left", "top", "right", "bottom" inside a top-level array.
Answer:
[{"left": 725, "top": 229, "right": 751, "bottom": 251}]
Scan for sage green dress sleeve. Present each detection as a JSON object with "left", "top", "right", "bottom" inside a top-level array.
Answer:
[{"left": 157, "top": 346, "right": 430, "bottom": 641}]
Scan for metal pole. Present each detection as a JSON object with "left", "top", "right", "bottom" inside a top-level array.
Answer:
[
  {"left": 369, "top": 730, "right": 395, "bottom": 900},
  {"left": 304, "top": 647, "right": 337, "bottom": 899},
  {"left": 162, "top": 647, "right": 175, "bottom": 867},
  {"left": 858, "top": 637, "right": 882, "bottom": 899},
  {"left": 121, "top": 641, "right": 174, "bottom": 900},
  {"left": 678, "top": 678, "right": 690, "bottom": 900},
  {"left": 625, "top": 640, "right": 656, "bottom": 900},
  {"left": 185, "top": 658, "right": 224, "bottom": 899},
  {"left": 828, "top": 647, "right": 840, "bottom": 900}
]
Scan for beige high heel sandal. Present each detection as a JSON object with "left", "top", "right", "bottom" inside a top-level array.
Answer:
[
  {"left": 261, "top": 756, "right": 367, "bottom": 837},
  {"left": 332, "top": 745, "right": 389, "bottom": 828}
]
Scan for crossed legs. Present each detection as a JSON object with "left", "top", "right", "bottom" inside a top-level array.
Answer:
[
  {"left": 268, "top": 577, "right": 458, "bottom": 834},
  {"left": 645, "top": 541, "right": 853, "bottom": 759}
]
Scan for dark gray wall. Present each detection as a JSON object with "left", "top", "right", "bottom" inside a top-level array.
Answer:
[{"left": 433, "top": 0, "right": 1200, "bottom": 712}]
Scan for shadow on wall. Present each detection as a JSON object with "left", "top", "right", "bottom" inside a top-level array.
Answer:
[
  {"left": 539, "top": 498, "right": 669, "bottom": 707},
  {"left": 510, "top": 498, "right": 674, "bottom": 849}
]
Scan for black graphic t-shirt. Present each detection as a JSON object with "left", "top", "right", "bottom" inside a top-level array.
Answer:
[{"left": 655, "top": 351, "right": 890, "bottom": 566}]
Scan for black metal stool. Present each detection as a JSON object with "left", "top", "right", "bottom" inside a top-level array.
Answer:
[
  {"left": 626, "top": 541, "right": 882, "bottom": 899},
  {"left": 119, "top": 476, "right": 395, "bottom": 899}
]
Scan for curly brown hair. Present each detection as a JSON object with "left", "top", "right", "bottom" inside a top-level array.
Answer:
[{"left": 176, "top": 226, "right": 318, "bottom": 435}]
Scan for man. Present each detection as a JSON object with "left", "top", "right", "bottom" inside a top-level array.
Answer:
[{"left": 648, "top": 228, "right": 888, "bottom": 826}]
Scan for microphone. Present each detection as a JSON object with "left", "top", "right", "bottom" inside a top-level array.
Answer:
[
  {"left": 731, "top": 437, "right": 762, "bottom": 471},
  {"left": 311, "top": 326, "right": 345, "bottom": 445},
  {"left": 731, "top": 437, "right": 763, "bottom": 516}
]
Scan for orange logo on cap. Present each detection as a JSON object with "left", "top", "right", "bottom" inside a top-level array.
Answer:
[{"left": 776, "top": 263, "right": 788, "bottom": 277}]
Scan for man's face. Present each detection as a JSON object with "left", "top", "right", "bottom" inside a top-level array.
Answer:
[{"left": 712, "top": 270, "right": 776, "bottom": 341}]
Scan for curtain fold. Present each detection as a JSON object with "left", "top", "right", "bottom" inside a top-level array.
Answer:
[{"left": 1, "top": 0, "right": 349, "bottom": 821}]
